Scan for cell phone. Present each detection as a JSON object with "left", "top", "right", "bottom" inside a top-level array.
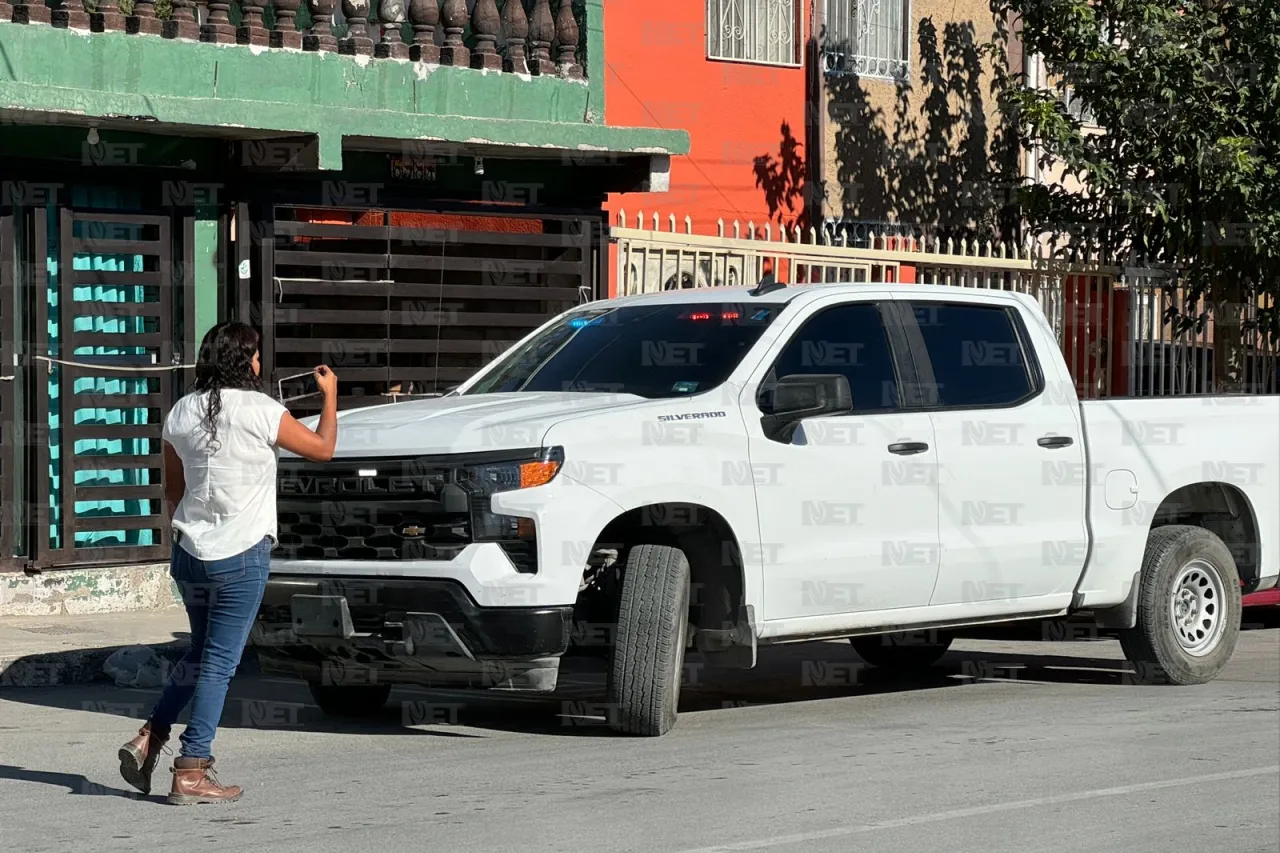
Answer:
[{"left": 278, "top": 370, "right": 320, "bottom": 403}]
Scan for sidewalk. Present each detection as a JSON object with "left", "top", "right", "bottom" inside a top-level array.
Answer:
[{"left": 0, "top": 609, "right": 192, "bottom": 688}]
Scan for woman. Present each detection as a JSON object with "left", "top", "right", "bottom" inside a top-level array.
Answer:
[{"left": 116, "top": 321, "right": 340, "bottom": 805}]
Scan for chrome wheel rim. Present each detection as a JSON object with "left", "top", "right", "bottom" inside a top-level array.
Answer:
[{"left": 1169, "top": 559, "right": 1226, "bottom": 657}]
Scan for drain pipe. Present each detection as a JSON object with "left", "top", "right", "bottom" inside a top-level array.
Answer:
[{"left": 805, "top": 0, "right": 825, "bottom": 239}]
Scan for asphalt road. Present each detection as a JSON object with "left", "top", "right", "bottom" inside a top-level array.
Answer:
[{"left": 1, "top": 623, "right": 1277, "bottom": 853}]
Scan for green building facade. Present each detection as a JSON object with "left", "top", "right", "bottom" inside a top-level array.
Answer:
[{"left": 0, "top": 3, "right": 688, "bottom": 573}]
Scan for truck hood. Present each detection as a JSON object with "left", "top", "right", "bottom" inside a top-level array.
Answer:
[{"left": 284, "top": 392, "right": 649, "bottom": 459}]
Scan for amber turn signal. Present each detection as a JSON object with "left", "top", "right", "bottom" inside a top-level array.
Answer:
[{"left": 519, "top": 459, "right": 562, "bottom": 489}]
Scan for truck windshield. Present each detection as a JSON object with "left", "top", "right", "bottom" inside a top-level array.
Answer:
[{"left": 463, "top": 302, "right": 785, "bottom": 399}]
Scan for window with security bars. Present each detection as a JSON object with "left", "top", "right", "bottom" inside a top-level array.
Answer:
[
  {"left": 823, "top": 0, "right": 910, "bottom": 79},
  {"left": 706, "top": 0, "right": 801, "bottom": 67}
]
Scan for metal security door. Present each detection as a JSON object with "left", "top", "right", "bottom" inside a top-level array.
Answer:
[{"left": 31, "top": 206, "right": 186, "bottom": 568}]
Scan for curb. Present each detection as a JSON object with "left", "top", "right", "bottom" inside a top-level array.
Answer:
[{"left": 0, "top": 643, "right": 263, "bottom": 689}]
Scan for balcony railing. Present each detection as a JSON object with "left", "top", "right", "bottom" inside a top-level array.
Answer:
[{"left": 0, "top": 0, "right": 585, "bottom": 78}]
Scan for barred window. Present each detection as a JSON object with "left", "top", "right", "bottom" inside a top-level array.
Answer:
[
  {"left": 706, "top": 0, "right": 801, "bottom": 67},
  {"left": 1062, "top": 85, "right": 1099, "bottom": 127},
  {"left": 823, "top": 0, "right": 910, "bottom": 79}
]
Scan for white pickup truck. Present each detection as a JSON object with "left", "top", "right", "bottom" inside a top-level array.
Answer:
[{"left": 250, "top": 282, "right": 1279, "bottom": 736}]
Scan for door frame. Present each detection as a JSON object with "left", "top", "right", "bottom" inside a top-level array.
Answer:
[{"left": 0, "top": 204, "right": 24, "bottom": 571}]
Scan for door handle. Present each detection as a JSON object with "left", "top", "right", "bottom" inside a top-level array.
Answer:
[
  {"left": 888, "top": 441, "right": 929, "bottom": 456},
  {"left": 1037, "top": 436, "right": 1074, "bottom": 449}
]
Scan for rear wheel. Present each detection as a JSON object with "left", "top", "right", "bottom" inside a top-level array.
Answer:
[
  {"left": 1120, "top": 525, "right": 1241, "bottom": 685},
  {"left": 307, "top": 682, "right": 393, "bottom": 718},
  {"left": 606, "top": 544, "right": 691, "bottom": 736},
  {"left": 850, "top": 631, "right": 953, "bottom": 669}
]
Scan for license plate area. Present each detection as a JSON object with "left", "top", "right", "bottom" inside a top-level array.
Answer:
[{"left": 291, "top": 595, "right": 355, "bottom": 639}]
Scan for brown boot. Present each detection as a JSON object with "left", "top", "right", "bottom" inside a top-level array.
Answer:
[
  {"left": 118, "top": 723, "right": 170, "bottom": 795},
  {"left": 167, "top": 756, "right": 243, "bottom": 805}
]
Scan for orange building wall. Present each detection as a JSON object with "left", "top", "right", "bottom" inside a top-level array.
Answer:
[{"left": 601, "top": 2, "right": 810, "bottom": 250}]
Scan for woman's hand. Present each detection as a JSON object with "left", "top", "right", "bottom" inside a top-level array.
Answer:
[
  {"left": 277, "top": 367, "right": 340, "bottom": 463},
  {"left": 314, "top": 365, "right": 338, "bottom": 398}
]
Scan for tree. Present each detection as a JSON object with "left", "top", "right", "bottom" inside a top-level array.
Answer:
[{"left": 987, "top": 0, "right": 1280, "bottom": 390}]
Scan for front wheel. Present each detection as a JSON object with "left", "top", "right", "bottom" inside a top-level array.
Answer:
[
  {"left": 1119, "top": 525, "right": 1241, "bottom": 685},
  {"left": 606, "top": 544, "right": 691, "bottom": 737},
  {"left": 307, "top": 682, "right": 393, "bottom": 718},
  {"left": 850, "top": 631, "right": 953, "bottom": 669}
]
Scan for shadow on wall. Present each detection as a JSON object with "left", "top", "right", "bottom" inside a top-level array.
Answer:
[
  {"left": 752, "top": 121, "right": 808, "bottom": 234},
  {"left": 823, "top": 16, "right": 1021, "bottom": 245}
]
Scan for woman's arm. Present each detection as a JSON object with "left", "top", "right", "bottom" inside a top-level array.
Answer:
[
  {"left": 162, "top": 441, "right": 185, "bottom": 522},
  {"left": 275, "top": 366, "right": 339, "bottom": 463}
]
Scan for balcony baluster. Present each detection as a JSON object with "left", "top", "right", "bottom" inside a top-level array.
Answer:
[
  {"left": 273, "top": 0, "right": 305, "bottom": 48},
  {"left": 408, "top": 0, "right": 440, "bottom": 63},
  {"left": 501, "top": 0, "right": 529, "bottom": 75},
  {"left": 14, "top": 0, "right": 51, "bottom": 24},
  {"left": 339, "top": 0, "right": 375, "bottom": 56},
  {"left": 94, "top": 0, "right": 126, "bottom": 31},
  {"left": 164, "top": 0, "right": 204, "bottom": 40},
  {"left": 438, "top": 0, "right": 469, "bottom": 66},
  {"left": 52, "top": 0, "right": 91, "bottom": 29},
  {"left": 305, "top": 0, "right": 340, "bottom": 52},
  {"left": 470, "top": 0, "right": 501, "bottom": 70},
  {"left": 376, "top": 0, "right": 410, "bottom": 59},
  {"left": 129, "top": 0, "right": 164, "bottom": 34},
  {"left": 527, "top": 0, "right": 554, "bottom": 76},
  {"left": 237, "top": 0, "right": 270, "bottom": 46},
  {"left": 553, "top": 0, "right": 581, "bottom": 79},
  {"left": 202, "top": 0, "right": 237, "bottom": 43}
]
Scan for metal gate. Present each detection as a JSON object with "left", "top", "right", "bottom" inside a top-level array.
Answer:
[
  {"left": 257, "top": 206, "right": 598, "bottom": 417},
  {"left": 25, "top": 205, "right": 194, "bottom": 569}
]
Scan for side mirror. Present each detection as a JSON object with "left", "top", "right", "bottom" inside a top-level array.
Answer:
[{"left": 759, "top": 374, "right": 853, "bottom": 442}]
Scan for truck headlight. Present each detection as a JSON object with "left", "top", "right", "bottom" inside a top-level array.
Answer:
[{"left": 456, "top": 447, "right": 563, "bottom": 571}]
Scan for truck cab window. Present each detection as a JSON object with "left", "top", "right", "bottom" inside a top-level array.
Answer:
[
  {"left": 759, "top": 302, "right": 899, "bottom": 413},
  {"left": 908, "top": 302, "right": 1037, "bottom": 407}
]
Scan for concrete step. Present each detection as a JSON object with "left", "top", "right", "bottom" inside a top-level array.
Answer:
[{"left": 1, "top": 564, "right": 180, "bottom": 618}]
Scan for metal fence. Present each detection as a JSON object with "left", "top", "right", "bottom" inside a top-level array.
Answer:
[{"left": 610, "top": 211, "right": 1279, "bottom": 398}]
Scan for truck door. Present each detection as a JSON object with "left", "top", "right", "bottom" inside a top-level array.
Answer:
[
  {"left": 893, "top": 294, "right": 1089, "bottom": 606},
  {"left": 741, "top": 294, "right": 941, "bottom": 622}
]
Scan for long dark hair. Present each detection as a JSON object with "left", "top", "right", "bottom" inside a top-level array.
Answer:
[{"left": 193, "top": 322, "right": 262, "bottom": 452}]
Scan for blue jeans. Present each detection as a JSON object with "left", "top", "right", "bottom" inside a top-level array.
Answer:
[{"left": 148, "top": 536, "right": 271, "bottom": 759}]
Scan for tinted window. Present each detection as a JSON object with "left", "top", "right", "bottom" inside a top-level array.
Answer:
[
  {"left": 464, "top": 302, "right": 784, "bottom": 399},
  {"left": 762, "top": 303, "right": 899, "bottom": 412},
  {"left": 910, "top": 302, "right": 1036, "bottom": 407}
]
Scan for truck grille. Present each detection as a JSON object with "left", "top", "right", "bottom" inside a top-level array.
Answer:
[{"left": 276, "top": 457, "right": 472, "bottom": 561}]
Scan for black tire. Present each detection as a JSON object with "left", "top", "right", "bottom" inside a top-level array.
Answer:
[
  {"left": 307, "top": 682, "right": 393, "bottom": 718},
  {"left": 1119, "top": 525, "right": 1241, "bottom": 685},
  {"left": 850, "top": 631, "right": 953, "bottom": 669},
  {"left": 606, "top": 544, "right": 691, "bottom": 737}
]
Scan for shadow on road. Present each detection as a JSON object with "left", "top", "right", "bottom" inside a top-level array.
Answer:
[
  {"left": 2, "top": 616, "right": 1276, "bottom": 744},
  {"left": 0, "top": 764, "right": 159, "bottom": 802}
]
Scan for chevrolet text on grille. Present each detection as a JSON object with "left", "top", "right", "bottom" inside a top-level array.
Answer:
[{"left": 278, "top": 477, "right": 426, "bottom": 495}]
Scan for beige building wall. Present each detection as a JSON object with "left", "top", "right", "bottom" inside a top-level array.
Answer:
[{"left": 820, "top": 0, "right": 1020, "bottom": 238}]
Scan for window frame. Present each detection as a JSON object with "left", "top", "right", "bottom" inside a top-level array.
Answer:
[
  {"left": 895, "top": 299, "right": 1046, "bottom": 412},
  {"left": 753, "top": 299, "right": 912, "bottom": 416},
  {"left": 821, "top": 0, "right": 912, "bottom": 82},
  {"left": 706, "top": 0, "right": 804, "bottom": 69}
]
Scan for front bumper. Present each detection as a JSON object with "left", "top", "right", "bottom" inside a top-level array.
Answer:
[{"left": 250, "top": 575, "right": 574, "bottom": 691}]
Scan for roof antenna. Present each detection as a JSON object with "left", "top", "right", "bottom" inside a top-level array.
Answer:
[{"left": 747, "top": 272, "right": 787, "bottom": 297}]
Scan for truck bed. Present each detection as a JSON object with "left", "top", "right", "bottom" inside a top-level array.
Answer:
[{"left": 1074, "top": 396, "right": 1280, "bottom": 609}]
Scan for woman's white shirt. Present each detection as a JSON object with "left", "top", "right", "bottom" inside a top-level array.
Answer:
[{"left": 163, "top": 389, "right": 289, "bottom": 561}]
